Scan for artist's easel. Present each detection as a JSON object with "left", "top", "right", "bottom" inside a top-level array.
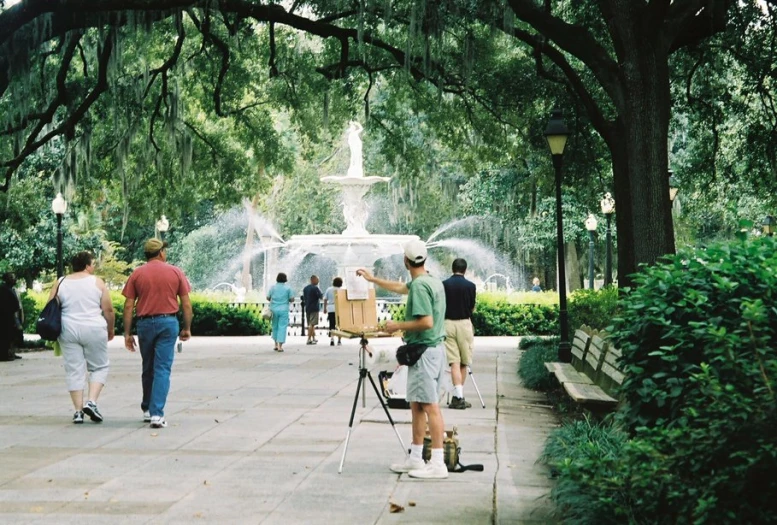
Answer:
[{"left": 332, "top": 289, "right": 406, "bottom": 473}]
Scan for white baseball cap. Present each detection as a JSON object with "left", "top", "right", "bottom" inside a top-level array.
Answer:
[{"left": 403, "top": 240, "right": 428, "bottom": 264}]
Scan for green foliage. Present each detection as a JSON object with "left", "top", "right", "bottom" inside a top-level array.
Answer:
[
  {"left": 545, "top": 236, "right": 777, "bottom": 522},
  {"left": 472, "top": 298, "right": 557, "bottom": 336},
  {"left": 610, "top": 236, "right": 777, "bottom": 431},
  {"left": 518, "top": 336, "right": 560, "bottom": 391},
  {"left": 567, "top": 286, "right": 620, "bottom": 332},
  {"left": 189, "top": 301, "right": 269, "bottom": 336},
  {"left": 20, "top": 292, "right": 41, "bottom": 333}
]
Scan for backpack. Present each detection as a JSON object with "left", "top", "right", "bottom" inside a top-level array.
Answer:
[{"left": 422, "top": 427, "right": 484, "bottom": 473}]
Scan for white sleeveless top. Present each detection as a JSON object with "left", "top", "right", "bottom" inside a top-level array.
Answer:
[{"left": 58, "top": 275, "right": 107, "bottom": 328}]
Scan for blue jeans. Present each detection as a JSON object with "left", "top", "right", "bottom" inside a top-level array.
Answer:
[{"left": 137, "top": 316, "right": 178, "bottom": 417}]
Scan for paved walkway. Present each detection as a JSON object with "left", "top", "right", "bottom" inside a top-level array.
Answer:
[{"left": 0, "top": 336, "right": 558, "bottom": 524}]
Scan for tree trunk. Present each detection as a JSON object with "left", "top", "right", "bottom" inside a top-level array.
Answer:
[{"left": 608, "top": 21, "right": 676, "bottom": 288}]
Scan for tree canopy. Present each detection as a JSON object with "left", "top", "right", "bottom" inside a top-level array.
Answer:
[{"left": 1, "top": 1, "right": 776, "bottom": 287}]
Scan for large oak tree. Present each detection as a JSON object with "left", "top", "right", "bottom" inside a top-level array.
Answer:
[{"left": 1, "top": 0, "right": 773, "bottom": 286}]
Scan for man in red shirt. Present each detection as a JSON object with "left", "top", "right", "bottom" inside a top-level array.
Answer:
[{"left": 122, "top": 238, "right": 193, "bottom": 429}]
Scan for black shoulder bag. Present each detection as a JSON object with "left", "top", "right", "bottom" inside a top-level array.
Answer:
[{"left": 36, "top": 277, "right": 65, "bottom": 341}]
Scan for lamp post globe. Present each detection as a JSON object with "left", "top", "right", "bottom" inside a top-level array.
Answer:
[
  {"left": 600, "top": 192, "right": 615, "bottom": 286},
  {"left": 156, "top": 215, "right": 170, "bottom": 240},
  {"left": 585, "top": 214, "right": 598, "bottom": 290},
  {"left": 543, "top": 107, "right": 571, "bottom": 362},
  {"left": 51, "top": 193, "right": 68, "bottom": 278},
  {"left": 763, "top": 215, "right": 775, "bottom": 237}
]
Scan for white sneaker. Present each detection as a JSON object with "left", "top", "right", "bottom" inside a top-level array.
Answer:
[
  {"left": 390, "top": 456, "right": 425, "bottom": 473},
  {"left": 143, "top": 411, "right": 151, "bottom": 422},
  {"left": 149, "top": 416, "right": 167, "bottom": 428},
  {"left": 408, "top": 462, "right": 449, "bottom": 479}
]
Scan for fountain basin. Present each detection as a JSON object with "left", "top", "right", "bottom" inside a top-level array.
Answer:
[{"left": 285, "top": 233, "right": 420, "bottom": 268}]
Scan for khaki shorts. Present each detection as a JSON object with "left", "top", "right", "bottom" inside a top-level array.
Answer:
[
  {"left": 306, "top": 311, "right": 319, "bottom": 326},
  {"left": 444, "top": 319, "right": 474, "bottom": 366}
]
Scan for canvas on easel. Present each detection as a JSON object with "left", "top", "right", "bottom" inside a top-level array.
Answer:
[{"left": 334, "top": 288, "right": 378, "bottom": 335}]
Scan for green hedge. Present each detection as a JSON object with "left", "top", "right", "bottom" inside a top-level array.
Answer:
[
  {"left": 518, "top": 336, "right": 560, "bottom": 390},
  {"left": 544, "top": 237, "right": 777, "bottom": 523},
  {"left": 21, "top": 291, "right": 270, "bottom": 337}
]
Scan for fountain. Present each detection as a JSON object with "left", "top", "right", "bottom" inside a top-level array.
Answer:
[{"left": 284, "top": 121, "right": 419, "bottom": 272}]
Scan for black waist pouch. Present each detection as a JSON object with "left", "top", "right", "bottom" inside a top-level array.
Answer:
[{"left": 396, "top": 343, "right": 428, "bottom": 366}]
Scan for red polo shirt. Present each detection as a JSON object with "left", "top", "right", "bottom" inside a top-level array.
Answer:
[{"left": 122, "top": 260, "right": 191, "bottom": 317}]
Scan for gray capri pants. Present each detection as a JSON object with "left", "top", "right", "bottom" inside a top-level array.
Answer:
[
  {"left": 406, "top": 343, "right": 445, "bottom": 404},
  {"left": 60, "top": 322, "right": 110, "bottom": 391}
]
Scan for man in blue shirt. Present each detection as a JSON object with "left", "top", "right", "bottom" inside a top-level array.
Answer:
[
  {"left": 302, "top": 275, "right": 323, "bottom": 345},
  {"left": 442, "top": 258, "right": 477, "bottom": 409}
]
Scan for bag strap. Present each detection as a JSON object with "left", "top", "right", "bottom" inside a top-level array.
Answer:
[
  {"left": 52, "top": 276, "right": 65, "bottom": 298},
  {"left": 453, "top": 460, "right": 484, "bottom": 473}
]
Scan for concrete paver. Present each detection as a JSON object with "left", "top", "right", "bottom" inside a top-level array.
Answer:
[{"left": 0, "top": 336, "right": 557, "bottom": 524}]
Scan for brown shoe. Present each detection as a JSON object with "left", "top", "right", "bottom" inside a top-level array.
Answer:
[{"left": 449, "top": 396, "right": 471, "bottom": 409}]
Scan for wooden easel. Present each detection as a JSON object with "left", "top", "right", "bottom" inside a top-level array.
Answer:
[{"left": 333, "top": 288, "right": 406, "bottom": 473}]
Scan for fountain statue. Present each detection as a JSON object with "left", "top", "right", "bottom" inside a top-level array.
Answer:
[{"left": 284, "top": 121, "right": 419, "bottom": 271}]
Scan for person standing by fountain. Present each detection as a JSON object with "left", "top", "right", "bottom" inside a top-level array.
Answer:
[
  {"left": 346, "top": 121, "right": 364, "bottom": 178},
  {"left": 356, "top": 240, "right": 449, "bottom": 479},
  {"left": 323, "top": 276, "right": 343, "bottom": 346},
  {"left": 442, "top": 258, "right": 477, "bottom": 410},
  {"left": 302, "top": 275, "right": 323, "bottom": 345},
  {"left": 267, "top": 272, "right": 295, "bottom": 352}
]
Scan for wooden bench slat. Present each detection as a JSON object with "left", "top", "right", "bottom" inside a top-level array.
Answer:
[
  {"left": 563, "top": 382, "right": 618, "bottom": 405},
  {"left": 545, "top": 362, "right": 594, "bottom": 384}
]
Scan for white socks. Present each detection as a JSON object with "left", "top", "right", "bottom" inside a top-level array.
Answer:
[
  {"left": 454, "top": 385, "right": 464, "bottom": 398},
  {"left": 431, "top": 448, "right": 444, "bottom": 466},
  {"left": 410, "top": 443, "right": 424, "bottom": 460}
]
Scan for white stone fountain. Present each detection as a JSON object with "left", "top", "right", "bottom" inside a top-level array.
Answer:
[{"left": 285, "top": 121, "right": 419, "bottom": 270}]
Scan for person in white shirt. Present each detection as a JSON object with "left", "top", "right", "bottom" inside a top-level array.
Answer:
[
  {"left": 50, "top": 251, "right": 115, "bottom": 424},
  {"left": 323, "top": 277, "right": 343, "bottom": 346}
]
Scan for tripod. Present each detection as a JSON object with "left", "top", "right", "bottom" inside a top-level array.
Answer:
[{"left": 338, "top": 336, "right": 407, "bottom": 474}]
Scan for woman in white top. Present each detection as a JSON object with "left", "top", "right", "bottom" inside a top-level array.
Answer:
[{"left": 48, "top": 251, "right": 115, "bottom": 424}]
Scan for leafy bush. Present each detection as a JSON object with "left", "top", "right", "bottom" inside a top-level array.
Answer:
[
  {"left": 582, "top": 236, "right": 777, "bottom": 521},
  {"left": 189, "top": 302, "right": 269, "bottom": 336},
  {"left": 518, "top": 336, "right": 560, "bottom": 390},
  {"left": 567, "top": 286, "right": 620, "bottom": 332},
  {"left": 391, "top": 295, "right": 557, "bottom": 335},
  {"left": 472, "top": 299, "right": 557, "bottom": 335},
  {"left": 610, "top": 237, "right": 777, "bottom": 431}
]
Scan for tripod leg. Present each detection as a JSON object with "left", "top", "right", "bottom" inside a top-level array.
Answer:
[
  {"left": 338, "top": 371, "right": 365, "bottom": 474},
  {"left": 366, "top": 371, "right": 407, "bottom": 456},
  {"left": 467, "top": 366, "right": 486, "bottom": 408}
]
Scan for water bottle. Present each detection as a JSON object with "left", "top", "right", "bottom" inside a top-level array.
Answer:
[{"left": 177, "top": 342, "right": 183, "bottom": 353}]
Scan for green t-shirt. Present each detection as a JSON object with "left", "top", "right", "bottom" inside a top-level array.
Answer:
[{"left": 403, "top": 273, "right": 446, "bottom": 347}]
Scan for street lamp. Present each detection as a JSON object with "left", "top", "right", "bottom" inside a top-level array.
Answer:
[
  {"left": 668, "top": 169, "right": 679, "bottom": 203},
  {"left": 156, "top": 215, "right": 170, "bottom": 240},
  {"left": 544, "top": 107, "right": 571, "bottom": 362},
  {"left": 763, "top": 215, "right": 775, "bottom": 237},
  {"left": 584, "top": 214, "right": 598, "bottom": 290},
  {"left": 51, "top": 193, "right": 68, "bottom": 278},
  {"left": 600, "top": 192, "right": 615, "bottom": 286}
]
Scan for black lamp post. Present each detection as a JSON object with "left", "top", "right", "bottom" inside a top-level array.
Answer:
[
  {"left": 544, "top": 108, "right": 571, "bottom": 362},
  {"left": 51, "top": 192, "right": 68, "bottom": 278},
  {"left": 156, "top": 215, "right": 169, "bottom": 240},
  {"left": 584, "top": 214, "right": 598, "bottom": 290},
  {"left": 763, "top": 215, "right": 775, "bottom": 237},
  {"left": 600, "top": 192, "right": 615, "bottom": 286}
]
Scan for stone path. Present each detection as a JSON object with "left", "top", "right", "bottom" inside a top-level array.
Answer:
[{"left": 0, "top": 336, "right": 558, "bottom": 524}]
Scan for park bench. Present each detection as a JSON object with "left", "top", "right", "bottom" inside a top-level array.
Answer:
[{"left": 544, "top": 326, "right": 624, "bottom": 410}]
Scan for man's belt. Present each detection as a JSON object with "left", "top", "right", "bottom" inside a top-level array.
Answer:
[{"left": 136, "top": 313, "right": 177, "bottom": 319}]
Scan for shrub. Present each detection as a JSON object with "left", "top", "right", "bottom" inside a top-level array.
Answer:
[
  {"left": 392, "top": 296, "right": 557, "bottom": 335},
  {"left": 567, "top": 286, "right": 620, "bottom": 332},
  {"left": 601, "top": 236, "right": 777, "bottom": 521},
  {"left": 518, "top": 336, "right": 560, "bottom": 390},
  {"left": 610, "top": 236, "right": 777, "bottom": 431},
  {"left": 189, "top": 302, "right": 269, "bottom": 336}
]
